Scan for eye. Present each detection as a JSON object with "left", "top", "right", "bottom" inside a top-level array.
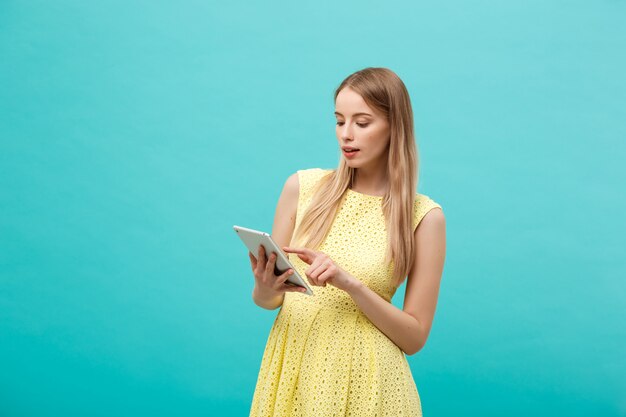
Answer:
[
  {"left": 336, "top": 121, "right": 344, "bottom": 126},
  {"left": 357, "top": 123, "right": 369, "bottom": 128}
]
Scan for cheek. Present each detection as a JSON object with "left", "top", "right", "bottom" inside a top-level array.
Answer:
[{"left": 366, "top": 127, "right": 390, "bottom": 149}]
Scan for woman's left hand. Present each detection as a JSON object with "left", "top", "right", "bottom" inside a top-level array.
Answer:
[{"left": 282, "top": 246, "right": 359, "bottom": 293}]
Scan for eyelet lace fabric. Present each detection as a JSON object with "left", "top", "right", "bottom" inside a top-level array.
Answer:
[{"left": 249, "top": 168, "right": 443, "bottom": 417}]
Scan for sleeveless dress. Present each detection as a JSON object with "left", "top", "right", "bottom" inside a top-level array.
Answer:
[{"left": 249, "top": 168, "right": 443, "bottom": 417}]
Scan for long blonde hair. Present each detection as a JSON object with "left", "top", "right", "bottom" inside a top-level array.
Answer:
[{"left": 291, "top": 67, "right": 419, "bottom": 288}]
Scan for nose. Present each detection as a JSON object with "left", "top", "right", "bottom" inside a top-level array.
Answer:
[{"left": 339, "top": 122, "right": 354, "bottom": 141}]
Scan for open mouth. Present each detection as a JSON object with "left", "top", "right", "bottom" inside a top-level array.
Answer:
[{"left": 343, "top": 148, "right": 360, "bottom": 157}]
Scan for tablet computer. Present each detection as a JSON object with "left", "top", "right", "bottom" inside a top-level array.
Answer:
[{"left": 233, "top": 225, "right": 314, "bottom": 296}]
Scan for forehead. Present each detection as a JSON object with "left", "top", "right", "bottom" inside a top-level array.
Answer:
[{"left": 334, "top": 87, "right": 375, "bottom": 116}]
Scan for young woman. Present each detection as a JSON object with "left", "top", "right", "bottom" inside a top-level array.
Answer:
[{"left": 247, "top": 67, "right": 446, "bottom": 416}]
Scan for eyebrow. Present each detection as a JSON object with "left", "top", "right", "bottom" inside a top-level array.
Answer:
[{"left": 334, "top": 111, "right": 373, "bottom": 117}]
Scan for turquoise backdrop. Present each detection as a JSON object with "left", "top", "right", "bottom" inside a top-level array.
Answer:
[{"left": 1, "top": 1, "right": 624, "bottom": 416}]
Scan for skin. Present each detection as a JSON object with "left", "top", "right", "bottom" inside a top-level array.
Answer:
[
  {"left": 250, "top": 87, "right": 447, "bottom": 355},
  {"left": 334, "top": 87, "right": 391, "bottom": 195}
]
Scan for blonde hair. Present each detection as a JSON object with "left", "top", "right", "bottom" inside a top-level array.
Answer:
[{"left": 291, "top": 67, "right": 419, "bottom": 288}]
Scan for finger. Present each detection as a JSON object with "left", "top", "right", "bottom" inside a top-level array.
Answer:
[
  {"left": 318, "top": 268, "right": 335, "bottom": 287},
  {"left": 282, "top": 247, "right": 301, "bottom": 256},
  {"left": 306, "top": 257, "right": 328, "bottom": 284},
  {"left": 297, "top": 253, "right": 314, "bottom": 265},
  {"left": 281, "top": 283, "right": 307, "bottom": 293},
  {"left": 283, "top": 246, "right": 316, "bottom": 259},
  {"left": 282, "top": 250, "right": 308, "bottom": 264},
  {"left": 253, "top": 247, "right": 266, "bottom": 277},
  {"left": 265, "top": 252, "right": 277, "bottom": 276},
  {"left": 248, "top": 251, "right": 257, "bottom": 269},
  {"left": 287, "top": 249, "right": 314, "bottom": 265},
  {"left": 305, "top": 268, "right": 319, "bottom": 286},
  {"left": 273, "top": 268, "right": 296, "bottom": 290},
  {"left": 284, "top": 246, "right": 317, "bottom": 258},
  {"left": 258, "top": 245, "right": 267, "bottom": 269},
  {"left": 309, "top": 259, "right": 329, "bottom": 278},
  {"left": 276, "top": 267, "right": 294, "bottom": 285}
]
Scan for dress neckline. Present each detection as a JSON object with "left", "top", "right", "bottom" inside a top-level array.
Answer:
[{"left": 347, "top": 188, "right": 384, "bottom": 199}]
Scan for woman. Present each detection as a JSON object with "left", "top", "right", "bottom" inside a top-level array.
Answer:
[{"left": 248, "top": 67, "right": 446, "bottom": 416}]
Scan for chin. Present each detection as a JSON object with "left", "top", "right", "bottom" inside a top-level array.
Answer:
[{"left": 341, "top": 151, "right": 369, "bottom": 167}]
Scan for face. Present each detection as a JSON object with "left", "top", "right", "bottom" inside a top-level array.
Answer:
[{"left": 334, "top": 87, "right": 391, "bottom": 170}]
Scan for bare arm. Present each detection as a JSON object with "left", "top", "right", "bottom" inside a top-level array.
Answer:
[
  {"left": 345, "top": 208, "right": 446, "bottom": 355},
  {"left": 251, "top": 172, "right": 300, "bottom": 310}
]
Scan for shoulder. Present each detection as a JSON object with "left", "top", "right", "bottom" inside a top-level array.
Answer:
[
  {"left": 413, "top": 193, "right": 445, "bottom": 232},
  {"left": 283, "top": 167, "right": 330, "bottom": 191},
  {"left": 296, "top": 167, "right": 334, "bottom": 182},
  {"left": 281, "top": 171, "right": 299, "bottom": 198},
  {"left": 296, "top": 168, "right": 334, "bottom": 193}
]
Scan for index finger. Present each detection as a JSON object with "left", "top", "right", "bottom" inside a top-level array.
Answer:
[{"left": 283, "top": 246, "right": 316, "bottom": 256}]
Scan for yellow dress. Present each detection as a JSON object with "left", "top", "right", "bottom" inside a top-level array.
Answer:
[{"left": 249, "top": 168, "right": 443, "bottom": 417}]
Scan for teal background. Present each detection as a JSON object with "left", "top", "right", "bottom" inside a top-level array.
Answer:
[{"left": 1, "top": 1, "right": 624, "bottom": 416}]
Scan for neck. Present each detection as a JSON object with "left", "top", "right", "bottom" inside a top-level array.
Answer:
[{"left": 351, "top": 164, "right": 388, "bottom": 195}]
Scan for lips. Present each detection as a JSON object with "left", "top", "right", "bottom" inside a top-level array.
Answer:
[{"left": 343, "top": 148, "right": 360, "bottom": 158}]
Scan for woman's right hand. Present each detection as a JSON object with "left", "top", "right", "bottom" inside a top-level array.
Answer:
[{"left": 249, "top": 244, "right": 307, "bottom": 295}]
